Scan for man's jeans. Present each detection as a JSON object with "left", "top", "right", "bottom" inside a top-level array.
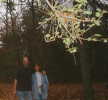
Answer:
[{"left": 16, "top": 91, "right": 32, "bottom": 100}]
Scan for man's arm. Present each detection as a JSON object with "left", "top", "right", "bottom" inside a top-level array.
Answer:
[{"left": 13, "top": 79, "right": 17, "bottom": 95}]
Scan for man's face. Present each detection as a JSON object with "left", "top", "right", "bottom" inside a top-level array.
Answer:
[{"left": 23, "top": 57, "right": 29, "bottom": 65}]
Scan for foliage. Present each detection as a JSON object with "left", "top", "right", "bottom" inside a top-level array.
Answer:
[
  {"left": 37, "top": 0, "right": 107, "bottom": 53},
  {"left": 0, "top": 0, "right": 6, "bottom": 2}
]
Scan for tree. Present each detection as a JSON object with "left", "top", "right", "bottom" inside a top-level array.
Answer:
[
  {"left": 0, "top": 0, "right": 108, "bottom": 99},
  {"left": 0, "top": 0, "right": 27, "bottom": 64},
  {"left": 35, "top": 0, "right": 108, "bottom": 100}
]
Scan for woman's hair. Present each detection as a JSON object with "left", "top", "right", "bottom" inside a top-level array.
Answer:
[
  {"left": 33, "top": 64, "right": 42, "bottom": 72},
  {"left": 35, "top": 64, "right": 41, "bottom": 68}
]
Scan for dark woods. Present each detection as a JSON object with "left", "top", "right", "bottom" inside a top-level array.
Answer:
[{"left": 0, "top": 0, "right": 108, "bottom": 83}]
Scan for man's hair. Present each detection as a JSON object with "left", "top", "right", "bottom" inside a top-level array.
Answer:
[
  {"left": 23, "top": 56, "right": 30, "bottom": 61},
  {"left": 23, "top": 56, "right": 29, "bottom": 59}
]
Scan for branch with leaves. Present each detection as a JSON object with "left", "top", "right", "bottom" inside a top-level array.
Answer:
[{"left": 36, "top": 0, "right": 108, "bottom": 53}]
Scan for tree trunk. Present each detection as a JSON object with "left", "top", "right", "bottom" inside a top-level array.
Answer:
[
  {"left": 79, "top": 42, "right": 94, "bottom": 100},
  {"left": 28, "top": 0, "right": 43, "bottom": 64}
]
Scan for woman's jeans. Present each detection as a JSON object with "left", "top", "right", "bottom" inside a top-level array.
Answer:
[
  {"left": 33, "top": 93, "right": 43, "bottom": 100},
  {"left": 16, "top": 91, "right": 32, "bottom": 100}
]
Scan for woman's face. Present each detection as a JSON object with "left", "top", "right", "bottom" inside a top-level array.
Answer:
[{"left": 34, "top": 65, "right": 41, "bottom": 72}]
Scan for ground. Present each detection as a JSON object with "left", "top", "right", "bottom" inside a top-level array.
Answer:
[{"left": 0, "top": 83, "right": 108, "bottom": 100}]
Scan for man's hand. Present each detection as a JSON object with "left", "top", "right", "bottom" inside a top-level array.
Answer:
[{"left": 12, "top": 79, "right": 17, "bottom": 96}]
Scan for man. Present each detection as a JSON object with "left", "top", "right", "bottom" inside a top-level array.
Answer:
[{"left": 13, "top": 56, "right": 32, "bottom": 100}]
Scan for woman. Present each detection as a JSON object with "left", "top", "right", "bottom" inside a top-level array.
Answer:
[{"left": 32, "top": 64, "right": 43, "bottom": 100}]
